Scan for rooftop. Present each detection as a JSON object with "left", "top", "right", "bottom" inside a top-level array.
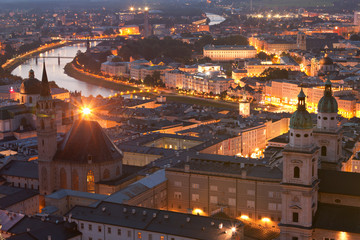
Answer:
[{"left": 67, "top": 202, "right": 242, "bottom": 240}]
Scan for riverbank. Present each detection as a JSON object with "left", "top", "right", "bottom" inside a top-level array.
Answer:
[
  {"left": 64, "top": 63, "right": 139, "bottom": 94},
  {"left": 2, "top": 41, "right": 72, "bottom": 72}
]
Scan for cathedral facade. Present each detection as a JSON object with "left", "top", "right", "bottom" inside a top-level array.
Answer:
[{"left": 36, "top": 66, "right": 123, "bottom": 196}]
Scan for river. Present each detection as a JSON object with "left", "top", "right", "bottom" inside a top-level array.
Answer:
[
  {"left": 12, "top": 14, "right": 225, "bottom": 97},
  {"left": 206, "top": 12, "right": 226, "bottom": 25},
  {"left": 12, "top": 42, "right": 116, "bottom": 97}
]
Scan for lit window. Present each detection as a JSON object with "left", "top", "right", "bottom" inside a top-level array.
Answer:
[
  {"left": 137, "top": 232, "right": 141, "bottom": 239},
  {"left": 192, "top": 183, "right": 199, "bottom": 189}
]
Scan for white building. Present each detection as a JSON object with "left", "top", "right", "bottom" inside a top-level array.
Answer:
[{"left": 203, "top": 45, "right": 257, "bottom": 61}]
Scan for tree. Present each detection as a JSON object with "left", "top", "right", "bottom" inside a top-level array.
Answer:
[
  {"left": 260, "top": 68, "right": 289, "bottom": 80},
  {"left": 256, "top": 52, "right": 271, "bottom": 61}
]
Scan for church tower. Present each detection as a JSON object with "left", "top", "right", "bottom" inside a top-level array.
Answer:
[
  {"left": 37, "top": 63, "right": 57, "bottom": 195},
  {"left": 297, "top": 31, "right": 306, "bottom": 51},
  {"left": 313, "top": 78, "right": 342, "bottom": 170},
  {"left": 279, "top": 89, "right": 319, "bottom": 240}
]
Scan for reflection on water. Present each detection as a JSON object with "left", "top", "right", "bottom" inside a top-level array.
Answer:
[{"left": 12, "top": 42, "right": 116, "bottom": 97}]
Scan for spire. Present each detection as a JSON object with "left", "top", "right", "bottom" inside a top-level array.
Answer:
[
  {"left": 297, "top": 88, "right": 306, "bottom": 110},
  {"left": 40, "top": 63, "right": 51, "bottom": 98}
]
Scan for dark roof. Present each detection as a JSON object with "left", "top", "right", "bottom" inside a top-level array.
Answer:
[
  {"left": 20, "top": 71, "right": 42, "bottom": 95},
  {"left": 319, "top": 169, "right": 360, "bottom": 196},
  {"left": 0, "top": 160, "right": 38, "bottom": 179},
  {"left": 67, "top": 202, "right": 242, "bottom": 240},
  {"left": 313, "top": 203, "right": 360, "bottom": 234},
  {"left": 8, "top": 216, "right": 81, "bottom": 240},
  {"left": 0, "top": 187, "right": 38, "bottom": 209},
  {"left": 54, "top": 120, "right": 123, "bottom": 163},
  {"left": 0, "top": 105, "right": 30, "bottom": 120},
  {"left": 169, "top": 153, "right": 281, "bottom": 181}
]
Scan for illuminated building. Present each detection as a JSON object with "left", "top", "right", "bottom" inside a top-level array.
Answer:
[
  {"left": 279, "top": 89, "right": 319, "bottom": 239},
  {"left": 203, "top": 45, "right": 257, "bottom": 61},
  {"left": 313, "top": 79, "right": 343, "bottom": 170}
]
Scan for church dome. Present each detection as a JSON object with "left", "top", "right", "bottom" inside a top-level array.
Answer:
[
  {"left": 290, "top": 89, "right": 313, "bottom": 129},
  {"left": 318, "top": 78, "right": 338, "bottom": 113},
  {"left": 319, "top": 55, "right": 333, "bottom": 66},
  {"left": 20, "top": 69, "right": 42, "bottom": 95}
]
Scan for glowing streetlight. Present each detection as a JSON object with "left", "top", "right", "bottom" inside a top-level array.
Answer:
[
  {"left": 231, "top": 227, "right": 236, "bottom": 233},
  {"left": 130, "top": 7, "right": 134, "bottom": 11},
  {"left": 144, "top": 7, "right": 149, "bottom": 11}
]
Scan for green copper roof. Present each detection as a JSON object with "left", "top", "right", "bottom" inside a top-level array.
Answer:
[
  {"left": 290, "top": 109, "right": 313, "bottom": 129},
  {"left": 318, "top": 79, "right": 338, "bottom": 113},
  {"left": 290, "top": 89, "right": 313, "bottom": 129}
]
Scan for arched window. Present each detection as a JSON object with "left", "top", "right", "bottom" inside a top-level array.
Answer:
[
  {"left": 29, "top": 97, "right": 32, "bottom": 104},
  {"left": 321, "top": 146, "right": 327, "bottom": 156},
  {"left": 103, "top": 169, "right": 110, "bottom": 179},
  {"left": 41, "top": 167, "right": 48, "bottom": 192},
  {"left": 41, "top": 119, "right": 45, "bottom": 130},
  {"left": 21, "top": 96, "right": 24, "bottom": 103},
  {"left": 294, "top": 167, "right": 300, "bottom": 178},
  {"left": 87, "top": 170, "right": 95, "bottom": 193},
  {"left": 116, "top": 166, "right": 120, "bottom": 176},
  {"left": 72, "top": 170, "right": 79, "bottom": 191},
  {"left": 60, "top": 168, "right": 67, "bottom": 189}
]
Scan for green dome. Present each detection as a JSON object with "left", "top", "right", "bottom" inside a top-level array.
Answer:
[
  {"left": 290, "top": 109, "right": 313, "bottom": 129},
  {"left": 290, "top": 88, "right": 313, "bottom": 129},
  {"left": 318, "top": 78, "right": 338, "bottom": 113},
  {"left": 318, "top": 95, "right": 338, "bottom": 113}
]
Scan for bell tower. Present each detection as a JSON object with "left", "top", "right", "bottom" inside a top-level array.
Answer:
[
  {"left": 279, "top": 89, "right": 319, "bottom": 240},
  {"left": 37, "top": 63, "right": 57, "bottom": 195},
  {"left": 313, "top": 78, "right": 342, "bottom": 170}
]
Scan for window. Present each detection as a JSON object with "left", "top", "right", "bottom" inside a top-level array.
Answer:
[
  {"left": 228, "top": 198, "right": 236, "bottom": 206},
  {"left": 192, "top": 183, "right": 199, "bottom": 189},
  {"left": 137, "top": 232, "right": 141, "bottom": 239},
  {"left": 174, "top": 181, "right": 182, "bottom": 187},
  {"left": 108, "top": 227, "right": 111, "bottom": 234},
  {"left": 149, "top": 234, "right": 152, "bottom": 240},
  {"left": 294, "top": 167, "right": 300, "bottom": 178},
  {"left": 247, "top": 200, "right": 255, "bottom": 209},
  {"left": 89, "top": 238, "right": 92, "bottom": 240},
  {"left": 228, "top": 187, "right": 236, "bottom": 193},
  {"left": 312, "top": 164, "right": 314, "bottom": 177},
  {"left": 292, "top": 237, "right": 298, "bottom": 240},
  {"left": 117, "top": 229, "right": 121, "bottom": 235},
  {"left": 268, "top": 203, "right": 277, "bottom": 211},
  {"left": 293, "top": 212, "right": 299, "bottom": 223},
  {"left": 87, "top": 170, "right": 95, "bottom": 193},
  {"left": 128, "top": 230, "right": 131, "bottom": 237},
  {"left": 321, "top": 146, "right": 327, "bottom": 156},
  {"left": 174, "top": 192, "right": 182, "bottom": 200},
  {"left": 98, "top": 226, "right": 101, "bottom": 232},
  {"left": 160, "top": 236, "right": 165, "bottom": 240},
  {"left": 80, "top": 223, "right": 84, "bottom": 229},
  {"left": 103, "top": 169, "right": 110, "bottom": 179},
  {"left": 268, "top": 191, "right": 274, "bottom": 198},
  {"left": 60, "top": 168, "right": 67, "bottom": 189},
  {"left": 192, "top": 194, "right": 199, "bottom": 202},
  {"left": 89, "top": 224, "right": 92, "bottom": 231},
  {"left": 247, "top": 190, "right": 255, "bottom": 196},
  {"left": 29, "top": 97, "right": 32, "bottom": 103},
  {"left": 210, "top": 196, "right": 218, "bottom": 204},
  {"left": 210, "top": 185, "right": 218, "bottom": 191}
]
